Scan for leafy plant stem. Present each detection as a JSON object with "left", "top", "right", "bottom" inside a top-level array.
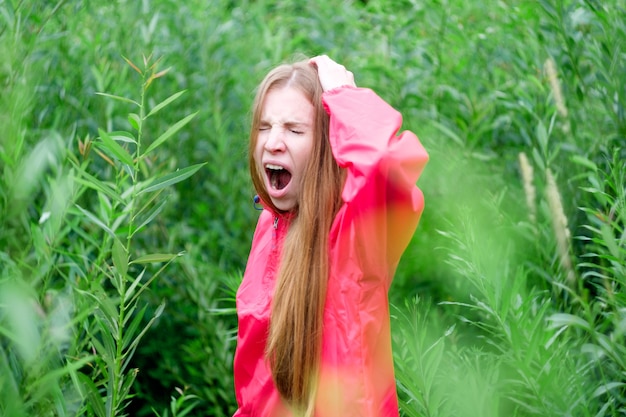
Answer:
[
  {"left": 110, "top": 61, "right": 148, "bottom": 417},
  {"left": 553, "top": 0, "right": 587, "bottom": 97}
]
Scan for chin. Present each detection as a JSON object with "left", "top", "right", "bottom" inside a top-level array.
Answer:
[{"left": 271, "top": 198, "right": 296, "bottom": 213}]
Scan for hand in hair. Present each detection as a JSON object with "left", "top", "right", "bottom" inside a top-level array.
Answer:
[{"left": 309, "top": 55, "right": 356, "bottom": 92}]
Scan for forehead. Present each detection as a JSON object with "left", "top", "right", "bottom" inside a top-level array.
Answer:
[{"left": 261, "top": 86, "right": 315, "bottom": 124}]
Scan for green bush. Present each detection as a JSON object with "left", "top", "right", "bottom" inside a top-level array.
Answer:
[{"left": 1, "top": 0, "right": 624, "bottom": 416}]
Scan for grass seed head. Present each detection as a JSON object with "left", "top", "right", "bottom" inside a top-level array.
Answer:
[
  {"left": 546, "top": 168, "right": 576, "bottom": 287},
  {"left": 544, "top": 57, "right": 571, "bottom": 134},
  {"left": 518, "top": 152, "right": 536, "bottom": 225}
]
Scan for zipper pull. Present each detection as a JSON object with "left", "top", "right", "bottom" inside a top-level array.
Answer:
[{"left": 272, "top": 217, "right": 279, "bottom": 249}]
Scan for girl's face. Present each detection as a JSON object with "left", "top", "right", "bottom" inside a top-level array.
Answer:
[{"left": 254, "top": 86, "right": 315, "bottom": 212}]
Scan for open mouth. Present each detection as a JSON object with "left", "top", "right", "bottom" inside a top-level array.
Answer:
[{"left": 265, "top": 163, "right": 292, "bottom": 191}]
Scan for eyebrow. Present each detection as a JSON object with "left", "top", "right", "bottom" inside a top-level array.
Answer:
[
  {"left": 285, "top": 121, "right": 310, "bottom": 128},
  {"left": 259, "top": 120, "right": 311, "bottom": 128}
]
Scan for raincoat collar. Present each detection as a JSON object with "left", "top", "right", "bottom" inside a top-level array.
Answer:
[{"left": 253, "top": 195, "right": 296, "bottom": 223}]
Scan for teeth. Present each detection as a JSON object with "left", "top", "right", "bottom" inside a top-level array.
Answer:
[{"left": 265, "top": 163, "right": 284, "bottom": 171}]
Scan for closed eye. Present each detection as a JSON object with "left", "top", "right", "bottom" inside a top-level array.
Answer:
[{"left": 286, "top": 123, "right": 306, "bottom": 135}]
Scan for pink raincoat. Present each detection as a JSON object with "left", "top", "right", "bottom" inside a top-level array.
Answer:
[{"left": 234, "top": 87, "right": 428, "bottom": 417}]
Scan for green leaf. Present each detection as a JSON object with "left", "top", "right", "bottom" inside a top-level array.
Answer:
[
  {"left": 75, "top": 204, "right": 115, "bottom": 238},
  {"left": 593, "top": 382, "right": 626, "bottom": 398},
  {"left": 122, "top": 304, "right": 148, "bottom": 350},
  {"left": 138, "top": 163, "right": 206, "bottom": 195},
  {"left": 146, "top": 90, "right": 187, "bottom": 118},
  {"left": 177, "top": 400, "right": 202, "bottom": 417},
  {"left": 95, "top": 92, "right": 140, "bottom": 107},
  {"left": 600, "top": 222, "right": 623, "bottom": 260},
  {"left": 105, "top": 365, "right": 115, "bottom": 417},
  {"left": 141, "top": 112, "right": 198, "bottom": 156},
  {"left": 570, "top": 155, "right": 597, "bottom": 171},
  {"left": 74, "top": 171, "right": 124, "bottom": 205},
  {"left": 129, "top": 113, "right": 141, "bottom": 131},
  {"left": 78, "top": 290, "right": 121, "bottom": 336},
  {"left": 122, "top": 298, "right": 140, "bottom": 328},
  {"left": 123, "top": 269, "right": 146, "bottom": 304},
  {"left": 93, "top": 311, "right": 118, "bottom": 355},
  {"left": 531, "top": 146, "right": 545, "bottom": 172},
  {"left": 112, "top": 238, "right": 128, "bottom": 278},
  {"left": 430, "top": 120, "right": 464, "bottom": 146},
  {"left": 110, "top": 131, "right": 137, "bottom": 144},
  {"left": 77, "top": 372, "right": 107, "bottom": 417},
  {"left": 132, "top": 198, "right": 168, "bottom": 236},
  {"left": 118, "top": 369, "right": 139, "bottom": 406},
  {"left": 31, "top": 354, "right": 96, "bottom": 393},
  {"left": 122, "top": 303, "right": 166, "bottom": 370},
  {"left": 97, "top": 128, "right": 134, "bottom": 166},
  {"left": 93, "top": 302, "right": 119, "bottom": 337},
  {"left": 546, "top": 313, "right": 591, "bottom": 331},
  {"left": 536, "top": 121, "right": 549, "bottom": 157},
  {"left": 130, "top": 253, "right": 183, "bottom": 264}
]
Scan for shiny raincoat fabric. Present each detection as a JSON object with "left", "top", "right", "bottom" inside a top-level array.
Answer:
[{"left": 233, "top": 87, "right": 428, "bottom": 417}]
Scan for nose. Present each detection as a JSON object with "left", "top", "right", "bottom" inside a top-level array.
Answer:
[{"left": 264, "top": 126, "right": 286, "bottom": 152}]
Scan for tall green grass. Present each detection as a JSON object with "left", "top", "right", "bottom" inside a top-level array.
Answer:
[
  {"left": 0, "top": 0, "right": 624, "bottom": 416},
  {"left": 391, "top": 0, "right": 626, "bottom": 415}
]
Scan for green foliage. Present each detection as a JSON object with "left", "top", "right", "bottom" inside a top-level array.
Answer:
[
  {"left": 390, "top": 0, "right": 626, "bottom": 415},
  {"left": 1, "top": 3, "right": 205, "bottom": 414},
  {"left": 1, "top": 0, "right": 625, "bottom": 416},
  {"left": 66, "top": 55, "right": 204, "bottom": 417}
]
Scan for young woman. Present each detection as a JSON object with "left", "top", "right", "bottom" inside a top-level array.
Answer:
[{"left": 233, "top": 55, "right": 428, "bottom": 417}]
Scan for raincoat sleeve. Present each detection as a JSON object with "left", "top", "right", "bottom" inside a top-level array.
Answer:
[{"left": 323, "top": 86, "right": 428, "bottom": 280}]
